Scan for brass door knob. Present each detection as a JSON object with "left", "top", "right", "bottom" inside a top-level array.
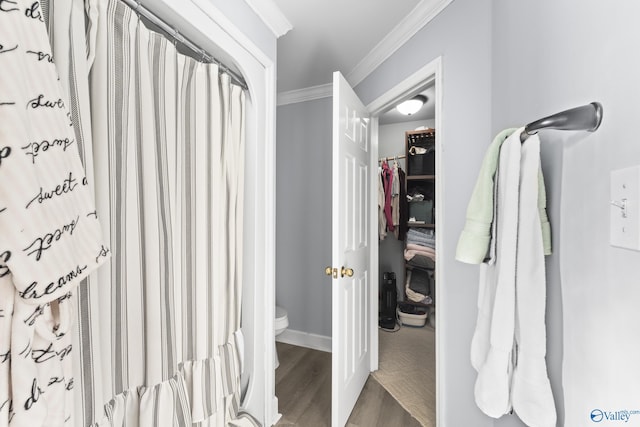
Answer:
[
  {"left": 326, "top": 266, "right": 338, "bottom": 279},
  {"left": 341, "top": 267, "right": 354, "bottom": 278}
]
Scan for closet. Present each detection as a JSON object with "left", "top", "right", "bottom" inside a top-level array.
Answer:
[
  {"left": 401, "top": 128, "right": 436, "bottom": 327},
  {"left": 378, "top": 125, "right": 436, "bottom": 328},
  {"left": 376, "top": 119, "right": 437, "bottom": 426}
]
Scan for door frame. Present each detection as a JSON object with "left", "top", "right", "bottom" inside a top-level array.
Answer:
[{"left": 365, "top": 56, "right": 443, "bottom": 426}]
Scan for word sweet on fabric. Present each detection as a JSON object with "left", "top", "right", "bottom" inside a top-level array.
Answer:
[
  {"left": 22, "top": 215, "right": 80, "bottom": 261},
  {"left": 25, "top": 171, "right": 81, "bottom": 209},
  {"left": 26, "top": 94, "right": 65, "bottom": 110},
  {"left": 22, "top": 137, "right": 75, "bottom": 163}
]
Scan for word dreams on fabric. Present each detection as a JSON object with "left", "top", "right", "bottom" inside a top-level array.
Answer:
[{"left": 18, "top": 264, "right": 88, "bottom": 300}]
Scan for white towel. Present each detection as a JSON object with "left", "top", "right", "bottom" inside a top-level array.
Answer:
[
  {"left": 473, "top": 129, "right": 522, "bottom": 417},
  {"left": 511, "top": 135, "right": 556, "bottom": 427},
  {"left": 472, "top": 130, "right": 556, "bottom": 425}
]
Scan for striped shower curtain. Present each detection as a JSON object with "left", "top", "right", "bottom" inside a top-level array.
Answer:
[{"left": 41, "top": 0, "right": 257, "bottom": 425}]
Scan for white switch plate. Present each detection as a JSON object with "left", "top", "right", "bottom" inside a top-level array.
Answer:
[{"left": 610, "top": 166, "right": 640, "bottom": 250}]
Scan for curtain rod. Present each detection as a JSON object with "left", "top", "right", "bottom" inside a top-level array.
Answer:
[
  {"left": 120, "top": 0, "right": 248, "bottom": 90},
  {"left": 520, "top": 102, "right": 603, "bottom": 142},
  {"left": 379, "top": 154, "right": 406, "bottom": 162}
]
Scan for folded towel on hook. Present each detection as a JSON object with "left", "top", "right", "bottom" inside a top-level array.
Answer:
[{"left": 455, "top": 128, "right": 552, "bottom": 264}]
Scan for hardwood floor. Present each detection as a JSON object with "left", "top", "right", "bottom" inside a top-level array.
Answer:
[{"left": 274, "top": 342, "right": 421, "bottom": 427}]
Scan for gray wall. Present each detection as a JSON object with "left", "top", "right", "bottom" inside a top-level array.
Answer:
[
  {"left": 276, "top": 97, "right": 332, "bottom": 338},
  {"left": 275, "top": 1, "right": 640, "bottom": 425},
  {"left": 356, "top": 0, "right": 495, "bottom": 425},
  {"left": 275, "top": 111, "right": 433, "bottom": 338},
  {"left": 356, "top": 0, "right": 640, "bottom": 425},
  {"left": 378, "top": 120, "right": 434, "bottom": 299},
  {"left": 492, "top": 2, "right": 640, "bottom": 426}
]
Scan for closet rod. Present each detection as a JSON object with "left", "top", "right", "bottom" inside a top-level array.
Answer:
[
  {"left": 520, "top": 102, "right": 603, "bottom": 142},
  {"left": 121, "top": 0, "right": 248, "bottom": 90},
  {"left": 379, "top": 154, "right": 406, "bottom": 162}
]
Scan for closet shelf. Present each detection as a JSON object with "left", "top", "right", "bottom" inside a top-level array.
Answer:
[
  {"left": 407, "top": 223, "right": 435, "bottom": 229},
  {"left": 403, "top": 128, "right": 436, "bottom": 318},
  {"left": 407, "top": 175, "right": 435, "bottom": 181}
]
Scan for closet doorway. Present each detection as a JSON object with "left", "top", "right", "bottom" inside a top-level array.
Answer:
[{"left": 367, "top": 57, "right": 443, "bottom": 427}]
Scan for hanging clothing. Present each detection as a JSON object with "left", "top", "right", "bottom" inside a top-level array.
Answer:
[
  {"left": 465, "top": 129, "right": 555, "bottom": 426},
  {"left": 381, "top": 161, "right": 394, "bottom": 232},
  {"left": 455, "top": 129, "right": 552, "bottom": 264},
  {"left": 397, "top": 167, "right": 408, "bottom": 241},
  {"left": 391, "top": 162, "right": 400, "bottom": 238},
  {"left": 0, "top": 2, "right": 108, "bottom": 425},
  {"left": 378, "top": 168, "right": 387, "bottom": 240},
  {"left": 510, "top": 135, "right": 556, "bottom": 427},
  {"left": 471, "top": 129, "right": 521, "bottom": 418},
  {"left": 379, "top": 162, "right": 408, "bottom": 240}
]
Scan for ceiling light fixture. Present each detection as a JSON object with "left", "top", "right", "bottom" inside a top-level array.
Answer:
[{"left": 396, "top": 95, "right": 427, "bottom": 116}]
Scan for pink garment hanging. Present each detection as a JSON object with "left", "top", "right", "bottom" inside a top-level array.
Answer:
[{"left": 381, "top": 161, "right": 394, "bottom": 232}]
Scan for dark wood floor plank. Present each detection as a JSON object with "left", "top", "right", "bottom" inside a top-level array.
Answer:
[
  {"left": 277, "top": 348, "right": 331, "bottom": 424},
  {"left": 275, "top": 342, "right": 422, "bottom": 427}
]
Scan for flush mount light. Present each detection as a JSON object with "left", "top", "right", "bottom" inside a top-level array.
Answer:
[{"left": 396, "top": 95, "right": 427, "bottom": 116}]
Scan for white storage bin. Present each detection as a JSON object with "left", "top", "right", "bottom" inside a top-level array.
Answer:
[{"left": 397, "top": 306, "right": 428, "bottom": 327}]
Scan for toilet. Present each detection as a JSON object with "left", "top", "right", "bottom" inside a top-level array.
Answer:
[{"left": 274, "top": 305, "right": 289, "bottom": 368}]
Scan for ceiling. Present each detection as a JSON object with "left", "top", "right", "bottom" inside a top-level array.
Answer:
[
  {"left": 272, "top": 0, "right": 439, "bottom": 123},
  {"left": 273, "top": 0, "right": 421, "bottom": 93}
]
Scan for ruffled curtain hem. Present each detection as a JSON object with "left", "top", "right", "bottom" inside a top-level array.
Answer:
[{"left": 90, "top": 335, "right": 259, "bottom": 426}]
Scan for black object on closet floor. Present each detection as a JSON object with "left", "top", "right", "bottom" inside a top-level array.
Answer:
[{"left": 379, "top": 272, "right": 397, "bottom": 329}]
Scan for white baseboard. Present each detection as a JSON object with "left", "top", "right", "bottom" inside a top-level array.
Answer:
[{"left": 276, "top": 329, "right": 331, "bottom": 353}]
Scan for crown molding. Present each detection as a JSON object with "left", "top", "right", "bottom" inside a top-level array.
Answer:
[
  {"left": 347, "top": 0, "right": 453, "bottom": 87},
  {"left": 244, "top": 0, "right": 292, "bottom": 38},
  {"left": 277, "top": 83, "right": 332, "bottom": 106}
]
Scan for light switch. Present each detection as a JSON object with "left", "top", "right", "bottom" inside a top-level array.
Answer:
[{"left": 610, "top": 166, "right": 640, "bottom": 250}]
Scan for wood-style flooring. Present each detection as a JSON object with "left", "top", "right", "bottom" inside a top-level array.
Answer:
[{"left": 274, "top": 342, "right": 421, "bottom": 427}]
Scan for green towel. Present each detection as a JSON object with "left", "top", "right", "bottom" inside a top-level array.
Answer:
[{"left": 455, "top": 128, "right": 551, "bottom": 264}]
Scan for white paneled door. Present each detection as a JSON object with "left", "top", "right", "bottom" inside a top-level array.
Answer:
[{"left": 331, "top": 71, "right": 372, "bottom": 427}]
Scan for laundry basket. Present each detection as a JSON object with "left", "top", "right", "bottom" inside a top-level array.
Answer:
[{"left": 397, "top": 303, "right": 428, "bottom": 327}]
